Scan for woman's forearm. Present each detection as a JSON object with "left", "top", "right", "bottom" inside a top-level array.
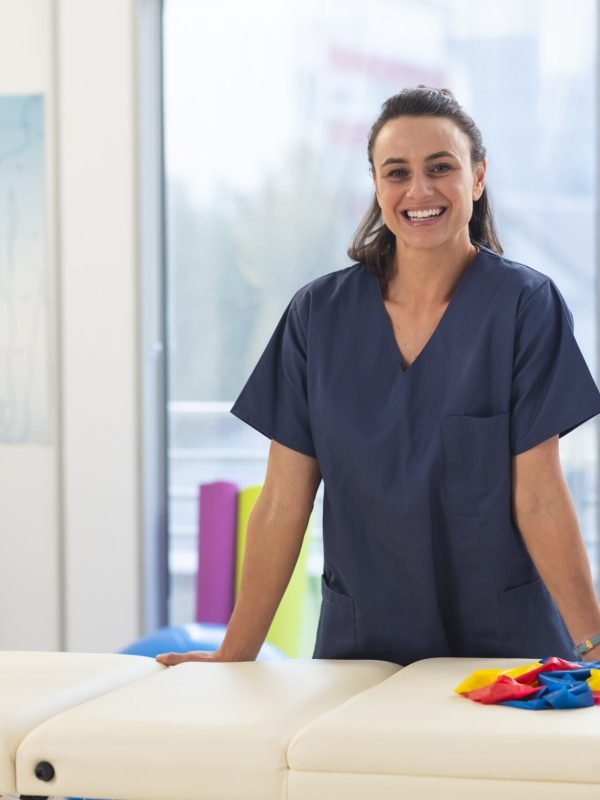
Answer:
[
  {"left": 219, "top": 492, "right": 312, "bottom": 661},
  {"left": 513, "top": 474, "right": 600, "bottom": 660}
]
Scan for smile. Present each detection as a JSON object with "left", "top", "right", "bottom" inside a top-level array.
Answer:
[
  {"left": 401, "top": 207, "right": 448, "bottom": 225},
  {"left": 403, "top": 207, "right": 446, "bottom": 219}
]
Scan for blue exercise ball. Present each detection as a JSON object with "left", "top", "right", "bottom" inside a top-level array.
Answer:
[{"left": 120, "top": 622, "right": 287, "bottom": 660}]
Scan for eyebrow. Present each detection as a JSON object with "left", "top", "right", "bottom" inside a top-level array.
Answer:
[{"left": 380, "top": 151, "right": 457, "bottom": 168}]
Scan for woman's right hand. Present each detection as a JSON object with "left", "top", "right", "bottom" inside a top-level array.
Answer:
[{"left": 155, "top": 649, "right": 233, "bottom": 666}]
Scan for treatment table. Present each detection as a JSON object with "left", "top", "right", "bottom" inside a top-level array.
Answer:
[{"left": 1, "top": 651, "right": 599, "bottom": 800}]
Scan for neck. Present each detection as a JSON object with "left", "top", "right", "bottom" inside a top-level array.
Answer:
[{"left": 385, "top": 240, "right": 478, "bottom": 311}]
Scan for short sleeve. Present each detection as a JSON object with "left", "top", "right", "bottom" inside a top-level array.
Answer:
[
  {"left": 510, "top": 278, "right": 600, "bottom": 455},
  {"left": 230, "top": 294, "right": 316, "bottom": 457}
]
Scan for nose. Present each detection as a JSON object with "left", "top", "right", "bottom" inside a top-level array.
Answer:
[{"left": 405, "top": 172, "right": 434, "bottom": 199}]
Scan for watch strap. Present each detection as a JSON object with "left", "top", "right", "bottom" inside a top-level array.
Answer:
[{"left": 572, "top": 632, "right": 600, "bottom": 659}]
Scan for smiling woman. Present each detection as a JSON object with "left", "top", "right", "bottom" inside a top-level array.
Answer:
[
  {"left": 158, "top": 83, "right": 600, "bottom": 669},
  {"left": 349, "top": 86, "right": 500, "bottom": 302},
  {"left": 372, "top": 116, "right": 484, "bottom": 291}
]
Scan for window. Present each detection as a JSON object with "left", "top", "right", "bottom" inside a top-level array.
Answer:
[{"left": 163, "top": 0, "right": 599, "bottom": 646}]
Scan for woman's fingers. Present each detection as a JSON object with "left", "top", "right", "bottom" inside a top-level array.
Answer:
[{"left": 155, "top": 651, "right": 215, "bottom": 666}]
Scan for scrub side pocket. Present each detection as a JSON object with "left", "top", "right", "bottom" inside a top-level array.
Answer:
[
  {"left": 499, "top": 578, "right": 573, "bottom": 659},
  {"left": 441, "top": 413, "right": 511, "bottom": 518},
  {"left": 312, "top": 573, "right": 357, "bottom": 659}
]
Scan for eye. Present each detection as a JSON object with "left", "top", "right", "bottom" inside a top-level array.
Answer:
[
  {"left": 387, "top": 168, "right": 408, "bottom": 179},
  {"left": 431, "top": 162, "right": 452, "bottom": 173}
]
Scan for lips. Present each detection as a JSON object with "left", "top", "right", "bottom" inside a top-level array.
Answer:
[
  {"left": 401, "top": 207, "right": 448, "bottom": 225},
  {"left": 402, "top": 206, "right": 447, "bottom": 217}
]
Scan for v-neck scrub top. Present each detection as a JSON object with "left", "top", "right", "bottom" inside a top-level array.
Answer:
[{"left": 230, "top": 245, "right": 600, "bottom": 665}]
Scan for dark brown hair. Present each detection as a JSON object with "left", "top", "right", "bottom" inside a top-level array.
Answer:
[{"left": 348, "top": 85, "right": 503, "bottom": 291}]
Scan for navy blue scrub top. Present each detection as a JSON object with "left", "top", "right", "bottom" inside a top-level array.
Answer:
[{"left": 230, "top": 245, "right": 600, "bottom": 665}]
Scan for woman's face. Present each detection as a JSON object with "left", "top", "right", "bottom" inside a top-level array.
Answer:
[{"left": 371, "top": 115, "right": 486, "bottom": 258}]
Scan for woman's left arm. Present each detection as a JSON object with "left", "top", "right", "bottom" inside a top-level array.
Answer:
[{"left": 512, "top": 434, "right": 600, "bottom": 662}]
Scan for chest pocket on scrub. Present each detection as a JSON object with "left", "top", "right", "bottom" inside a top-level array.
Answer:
[{"left": 441, "top": 413, "right": 511, "bottom": 518}]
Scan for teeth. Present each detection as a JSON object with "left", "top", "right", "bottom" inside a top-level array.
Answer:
[{"left": 406, "top": 208, "right": 444, "bottom": 219}]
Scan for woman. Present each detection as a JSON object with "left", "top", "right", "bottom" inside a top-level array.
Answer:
[{"left": 158, "top": 86, "right": 600, "bottom": 667}]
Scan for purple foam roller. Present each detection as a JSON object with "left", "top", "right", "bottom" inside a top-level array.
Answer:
[{"left": 195, "top": 481, "right": 238, "bottom": 624}]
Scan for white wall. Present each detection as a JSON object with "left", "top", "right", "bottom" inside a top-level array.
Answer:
[
  {"left": 0, "top": 0, "right": 149, "bottom": 652},
  {"left": 57, "top": 0, "right": 143, "bottom": 652},
  {"left": 0, "top": 0, "right": 62, "bottom": 650}
]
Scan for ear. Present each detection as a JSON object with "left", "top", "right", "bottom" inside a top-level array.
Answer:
[{"left": 473, "top": 158, "right": 486, "bottom": 201}]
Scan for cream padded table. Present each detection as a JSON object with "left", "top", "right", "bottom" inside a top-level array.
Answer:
[
  {"left": 288, "top": 657, "right": 600, "bottom": 799},
  {"left": 1, "top": 652, "right": 599, "bottom": 800},
  {"left": 3, "top": 653, "right": 397, "bottom": 800},
  {"left": 0, "top": 652, "right": 162, "bottom": 797}
]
